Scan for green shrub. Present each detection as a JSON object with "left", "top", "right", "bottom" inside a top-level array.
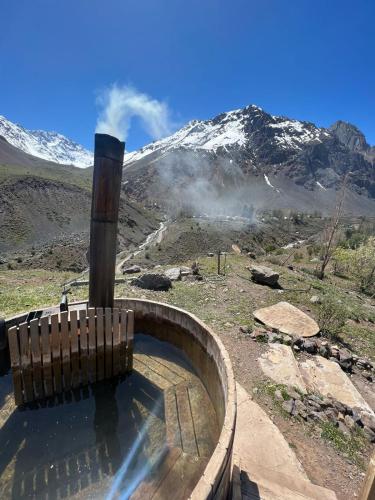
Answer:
[
  {"left": 350, "top": 237, "right": 375, "bottom": 295},
  {"left": 265, "top": 244, "right": 276, "bottom": 253},
  {"left": 318, "top": 295, "right": 348, "bottom": 339},
  {"left": 275, "top": 248, "right": 285, "bottom": 255}
]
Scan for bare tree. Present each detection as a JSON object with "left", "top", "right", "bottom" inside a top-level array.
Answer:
[{"left": 317, "top": 172, "right": 350, "bottom": 280}]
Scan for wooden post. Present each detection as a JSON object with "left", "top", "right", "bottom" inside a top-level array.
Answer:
[
  {"left": 217, "top": 251, "right": 221, "bottom": 275},
  {"left": 88, "top": 134, "right": 125, "bottom": 309}
]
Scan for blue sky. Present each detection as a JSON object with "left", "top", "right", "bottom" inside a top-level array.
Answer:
[{"left": 0, "top": 0, "right": 374, "bottom": 151}]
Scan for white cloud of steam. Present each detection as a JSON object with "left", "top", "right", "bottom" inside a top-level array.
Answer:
[
  {"left": 96, "top": 84, "right": 173, "bottom": 142},
  {"left": 156, "top": 150, "right": 258, "bottom": 220}
]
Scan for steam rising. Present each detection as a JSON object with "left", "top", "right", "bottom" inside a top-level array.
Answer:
[
  {"left": 157, "top": 150, "right": 259, "bottom": 220},
  {"left": 96, "top": 84, "right": 172, "bottom": 142}
]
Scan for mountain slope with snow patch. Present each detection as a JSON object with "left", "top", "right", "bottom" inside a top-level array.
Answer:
[
  {"left": 0, "top": 115, "right": 93, "bottom": 167},
  {"left": 122, "top": 104, "right": 375, "bottom": 215}
]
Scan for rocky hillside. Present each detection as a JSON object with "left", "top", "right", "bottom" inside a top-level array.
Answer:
[
  {"left": 122, "top": 105, "right": 375, "bottom": 215},
  {"left": 0, "top": 138, "right": 159, "bottom": 270}
]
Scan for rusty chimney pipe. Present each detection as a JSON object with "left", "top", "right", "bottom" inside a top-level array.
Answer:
[{"left": 89, "top": 133, "right": 125, "bottom": 308}]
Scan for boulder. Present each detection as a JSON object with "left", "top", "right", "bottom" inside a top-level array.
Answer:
[
  {"left": 131, "top": 273, "right": 172, "bottom": 291},
  {"left": 249, "top": 265, "right": 279, "bottom": 286},
  {"left": 338, "top": 349, "right": 353, "bottom": 371},
  {"left": 253, "top": 301, "right": 320, "bottom": 338},
  {"left": 164, "top": 267, "right": 182, "bottom": 281},
  {"left": 122, "top": 264, "right": 142, "bottom": 274},
  {"left": 302, "top": 339, "right": 318, "bottom": 354}
]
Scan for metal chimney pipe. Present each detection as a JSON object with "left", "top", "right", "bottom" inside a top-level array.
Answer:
[{"left": 89, "top": 133, "right": 125, "bottom": 308}]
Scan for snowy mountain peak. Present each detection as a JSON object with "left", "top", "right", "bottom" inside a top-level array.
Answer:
[
  {"left": 0, "top": 115, "right": 93, "bottom": 168},
  {"left": 123, "top": 104, "right": 329, "bottom": 166}
]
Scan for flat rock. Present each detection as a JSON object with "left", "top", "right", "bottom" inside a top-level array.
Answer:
[
  {"left": 250, "top": 265, "right": 279, "bottom": 286},
  {"left": 299, "top": 356, "right": 374, "bottom": 415},
  {"left": 258, "top": 344, "right": 307, "bottom": 393},
  {"left": 233, "top": 384, "right": 337, "bottom": 500},
  {"left": 254, "top": 301, "right": 319, "bottom": 338},
  {"left": 164, "top": 267, "right": 181, "bottom": 281}
]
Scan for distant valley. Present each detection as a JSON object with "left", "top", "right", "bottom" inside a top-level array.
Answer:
[{"left": 0, "top": 105, "right": 374, "bottom": 271}]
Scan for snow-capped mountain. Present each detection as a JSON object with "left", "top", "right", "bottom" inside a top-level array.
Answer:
[
  {"left": 123, "top": 105, "right": 330, "bottom": 165},
  {"left": 123, "top": 104, "right": 375, "bottom": 215},
  {"left": 0, "top": 115, "right": 93, "bottom": 167}
]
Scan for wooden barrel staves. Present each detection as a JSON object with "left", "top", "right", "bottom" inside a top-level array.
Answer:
[{"left": 7, "top": 308, "right": 134, "bottom": 405}]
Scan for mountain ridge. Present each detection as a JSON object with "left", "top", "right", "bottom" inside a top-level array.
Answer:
[
  {"left": 121, "top": 104, "right": 375, "bottom": 215},
  {"left": 0, "top": 115, "right": 93, "bottom": 168}
]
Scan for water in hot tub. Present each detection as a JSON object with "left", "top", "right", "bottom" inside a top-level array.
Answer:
[{"left": 0, "top": 335, "right": 219, "bottom": 499}]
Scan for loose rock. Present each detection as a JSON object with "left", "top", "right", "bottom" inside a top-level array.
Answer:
[
  {"left": 310, "top": 295, "right": 321, "bottom": 304},
  {"left": 302, "top": 339, "right": 318, "bottom": 354},
  {"left": 131, "top": 273, "right": 172, "bottom": 291},
  {"left": 249, "top": 265, "right": 279, "bottom": 287},
  {"left": 122, "top": 264, "right": 141, "bottom": 274},
  {"left": 164, "top": 267, "right": 182, "bottom": 281},
  {"left": 282, "top": 399, "right": 295, "bottom": 415}
]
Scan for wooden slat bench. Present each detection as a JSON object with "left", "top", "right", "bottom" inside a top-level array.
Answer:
[{"left": 7, "top": 307, "right": 134, "bottom": 405}]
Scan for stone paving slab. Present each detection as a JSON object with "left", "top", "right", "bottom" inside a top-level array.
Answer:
[
  {"left": 234, "top": 383, "right": 337, "bottom": 500},
  {"left": 254, "top": 301, "right": 320, "bottom": 338},
  {"left": 258, "top": 344, "right": 307, "bottom": 393}
]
